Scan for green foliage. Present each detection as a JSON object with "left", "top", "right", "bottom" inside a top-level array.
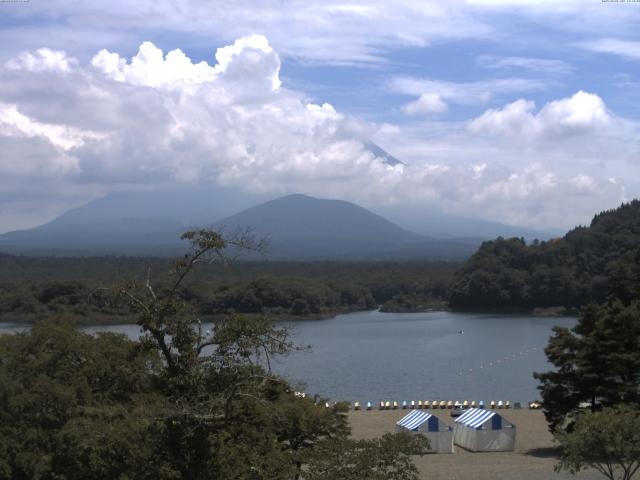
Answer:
[
  {"left": 448, "top": 200, "right": 640, "bottom": 310},
  {"left": 204, "top": 277, "right": 376, "bottom": 317},
  {"left": 0, "top": 254, "right": 458, "bottom": 323},
  {"left": 0, "top": 229, "right": 423, "bottom": 479},
  {"left": 272, "top": 395, "right": 350, "bottom": 478},
  {"left": 379, "top": 293, "right": 447, "bottom": 313},
  {"left": 0, "top": 319, "right": 166, "bottom": 479},
  {"left": 304, "top": 432, "right": 426, "bottom": 480},
  {"left": 534, "top": 300, "right": 640, "bottom": 433},
  {"left": 555, "top": 406, "right": 640, "bottom": 480}
]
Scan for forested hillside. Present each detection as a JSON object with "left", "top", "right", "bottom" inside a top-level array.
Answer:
[
  {"left": 0, "top": 255, "right": 456, "bottom": 323},
  {"left": 448, "top": 200, "right": 640, "bottom": 310}
]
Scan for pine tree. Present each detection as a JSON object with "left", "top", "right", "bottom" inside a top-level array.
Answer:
[{"left": 535, "top": 300, "right": 640, "bottom": 432}]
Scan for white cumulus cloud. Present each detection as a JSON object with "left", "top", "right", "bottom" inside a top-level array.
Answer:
[
  {"left": 402, "top": 93, "right": 448, "bottom": 115},
  {"left": 0, "top": 102, "right": 103, "bottom": 151},
  {"left": 468, "top": 91, "right": 610, "bottom": 138},
  {"left": 5, "top": 48, "right": 77, "bottom": 73},
  {"left": 0, "top": 36, "right": 393, "bottom": 213},
  {"left": 0, "top": 37, "right": 637, "bottom": 233}
]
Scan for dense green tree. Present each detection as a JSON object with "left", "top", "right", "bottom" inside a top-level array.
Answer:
[
  {"left": 0, "top": 318, "right": 167, "bottom": 479},
  {"left": 303, "top": 432, "right": 426, "bottom": 480},
  {"left": 379, "top": 293, "right": 447, "bottom": 313},
  {"left": 113, "top": 229, "right": 316, "bottom": 478},
  {"left": 448, "top": 200, "right": 640, "bottom": 310},
  {"left": 0, "top": 250, "right": 459, "bottom": 323},
  {"left": 0, "top": 229, "right": 424, "bottom": 479},
  {"left": 555, "top": 406, "right": 640, "bottom": 480},
  {"left": 204, "top": 277, "right": 376, "bottom": 317},
  {"left": 534, "top": 300, "right": 640, "bottom": 432},
  {"left": 271, "top": 394, "right": 350, "bottom": 479}
]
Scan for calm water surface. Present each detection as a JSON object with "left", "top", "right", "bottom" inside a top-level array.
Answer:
[
  {"left": 277, "top": 310, "right": 575, "bottom": 403},
  {"left": 0, "top": 310, "right": 575, "bottom": 403}
]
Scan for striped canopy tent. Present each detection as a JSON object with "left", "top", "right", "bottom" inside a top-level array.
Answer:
[
  {"left": 395, "top": 410, "right": 454, "bottom": 453},
  {"left": 453, "top": 408, "right": 515, "bottom": 452}
]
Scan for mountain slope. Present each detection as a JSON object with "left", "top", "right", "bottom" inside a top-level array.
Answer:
[
  {"left": 363, "top": 141, "right": 405, "bottom": 166},
  {"left": 0, "top": 191, "right": 481, "bottom": 259},
  {"left": 374, "top": 203, "right": 560, "bottom": 240},
  {"left": 448, "top": 200, "right": 640, "bottom": 310},
  {"left": 215, "top": 194, "right": 479, "bottom": 260},
  {"left": 0, "top": 186, "right": 271, "bottom": 255},
  {"left": 217, "top": 194, "right": 419, "bottom": 242}
]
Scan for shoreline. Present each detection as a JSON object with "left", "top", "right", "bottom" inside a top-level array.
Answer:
[
  {"left": 0, "top": 304, "right": 579, "bottom": 327},
  {"left": 0, "top": 306, "right": 577, "bottom": 332}
]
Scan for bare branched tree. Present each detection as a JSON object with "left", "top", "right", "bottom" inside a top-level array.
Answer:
[{"left": 118, "top": 228, "right": 292, "bottom": 422}]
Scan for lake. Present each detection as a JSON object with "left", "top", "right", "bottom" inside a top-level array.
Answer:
[{"left": 0, "top": 310, "right": 575, "bottom": 404}]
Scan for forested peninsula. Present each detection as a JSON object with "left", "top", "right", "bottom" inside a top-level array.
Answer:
[{"left": 448, "top": 200, "right": 640, "bottom": 312}]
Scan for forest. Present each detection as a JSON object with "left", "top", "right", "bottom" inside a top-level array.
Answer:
[
  {"left": 0, "top": 230, "right": 427, "bottom": 479},
  {"left": 447, "top": 200, "right": 640, "bottom": 311},
  {"left": 2, "top": 200, "right": 640, "bottom": 324},
  {"left": 0, "top": 254, "right": 456, "bottom": 324}
]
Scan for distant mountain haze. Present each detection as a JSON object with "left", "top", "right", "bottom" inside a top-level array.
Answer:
[
  {"left": 214, "top": 194, "right": 480, "bottom": 260},
  {"left": 34, "top": 186, "right": 270, "bottom": 231},
  {"left": 216, "top": 194, "right": 420, "bottom": 244},
  {"left": 0, "top": 191, "right": 486, "bottom": 259},
  {"left": 0, "top": 141, "right": 554, "bottom": 258},
  {"left": 376, "top": 204, "right": 560, "bottom": 241},
  {"left": 0, "top": 185, "right": 273, "bottom": 256}
]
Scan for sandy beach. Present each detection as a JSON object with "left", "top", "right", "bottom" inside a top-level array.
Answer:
[{"left": 348, "top": 408, "right": 620, "bottom": 480}]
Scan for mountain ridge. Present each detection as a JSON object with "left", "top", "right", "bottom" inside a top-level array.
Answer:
[
  {"left": 0, "top": 192, "right": 482, "bottom": 259},
  {"left": 212, "top": 193, "right": 477, "bottom": 260}
]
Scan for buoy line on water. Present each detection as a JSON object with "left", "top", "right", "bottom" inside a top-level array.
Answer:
[{"left": 454, "top": 346, "right": 540, "bottom": 377}]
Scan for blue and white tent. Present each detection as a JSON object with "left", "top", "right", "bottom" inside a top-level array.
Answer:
[
  {"left": 396, "top": 410, "right": 454, "bottom": 453},
  {"left": 453, "top": 408, "right": 515, "bottom": 452}
]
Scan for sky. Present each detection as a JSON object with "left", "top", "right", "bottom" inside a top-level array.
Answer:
[{"left": 0, "top": 0, "right": 639, "bottom": 233}]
